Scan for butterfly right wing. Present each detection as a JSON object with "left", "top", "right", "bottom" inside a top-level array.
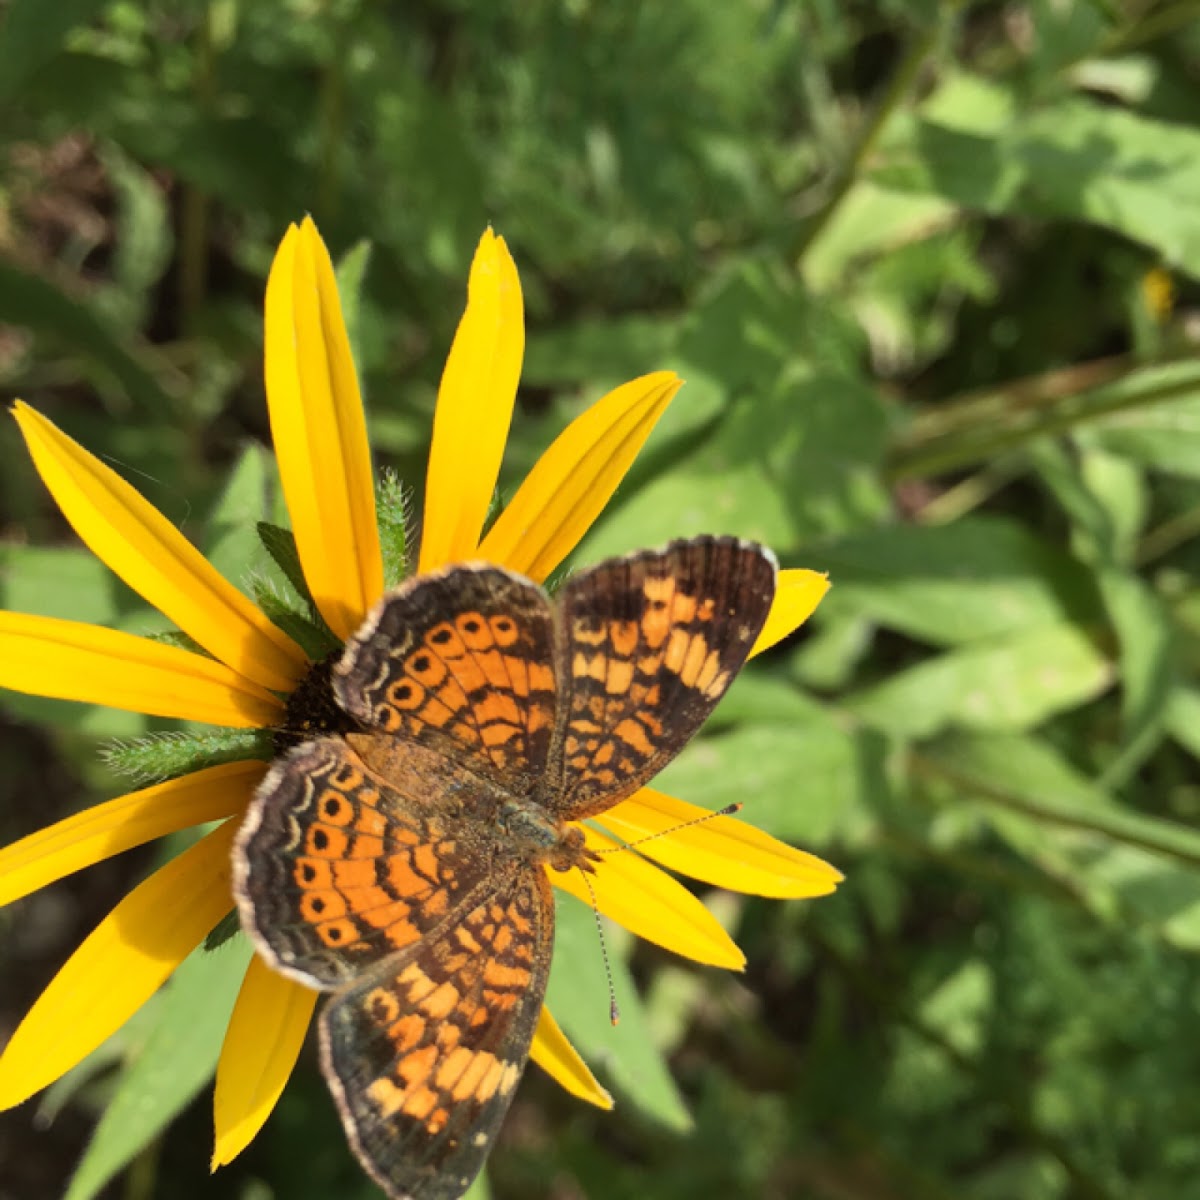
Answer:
[
  {"left": 233, "top": 735, "right": 494, "bottom": 989},
  {"left": 320, "top": 868, "right": 554, "bottom": 1200},
  {"left": 542, "top": 536, "right": 777, "bottom": 819}
]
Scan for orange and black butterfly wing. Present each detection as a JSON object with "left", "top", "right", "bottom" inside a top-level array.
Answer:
[
  {"left": 234, "top": 736, "right": 494, "bottom": 989},
  {"left": 320, "top": 868, "right": 554, "bottom": 1200},
  {"left": 334, "top": 563, "right": 559, "bottom": 788},
  {"left": 542, "top": 536, "right": 777, "bottom": 820}
]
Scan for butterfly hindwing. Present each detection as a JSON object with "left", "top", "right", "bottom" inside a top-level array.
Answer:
[{"left": 320, "top": 869, "right": 554, "bottom": 1200}]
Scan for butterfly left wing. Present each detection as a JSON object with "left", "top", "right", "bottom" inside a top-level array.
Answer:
[
  {"left": 334, "top": 563, "right": 558, "bottom": 788},
  {"left": 541, "top": 536, "right": 777, "bottom": 820},
  {"left": 234, "top": 736, "right": 495, "bottom": 990},
  {"left": 320, "top": 868, "right": 553, "bottom": 1200}
]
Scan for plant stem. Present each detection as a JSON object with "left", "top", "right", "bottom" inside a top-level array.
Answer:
[
  {"left": 793, "top": 7, "right": 953, "bottom": 263},
  {"left": 888, "top": 368, "right": 1200, "bottom": 483}
]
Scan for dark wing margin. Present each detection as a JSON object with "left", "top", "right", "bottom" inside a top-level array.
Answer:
[
  {"left": 233, "top": 736, "right": 491, "bottom": 989},
  {"left": 334, "top": 563, "right": 559, "bottom": 787},
  {"left": 319, "top": 869, "right": 554, "bottom": 1200},
  {"left": 542, "top": 536, "right": 776, "bottom": 820}
]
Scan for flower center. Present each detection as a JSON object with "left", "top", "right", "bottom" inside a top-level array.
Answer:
[{"left": 276, "top": 652, "right": 359, "bottom": 752}]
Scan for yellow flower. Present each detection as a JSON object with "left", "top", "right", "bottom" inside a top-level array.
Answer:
[{"left": 0, "top": 218, "right": 838, "bottom": 1168}]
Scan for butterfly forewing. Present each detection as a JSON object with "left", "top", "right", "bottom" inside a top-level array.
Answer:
[
  {"left": 334, "top": 564, "right": 559, "bottom": 788},
  {"left": 320, "top": 869, "right": 554, "bottom": 1200},
  {"left": 543, "top": 536, "right": 777, "bottom": 820},
  {"left": 234, "top": 736, "right": 495, "bottom": 989}
]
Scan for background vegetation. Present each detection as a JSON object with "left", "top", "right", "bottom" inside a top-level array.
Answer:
[{"left": 3, "top": 2, "right": 1200, "bottom": 1197}]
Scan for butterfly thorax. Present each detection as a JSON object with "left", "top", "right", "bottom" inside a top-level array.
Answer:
[{"left": 496, "top": 797, "right": 598, "bottom": 875}]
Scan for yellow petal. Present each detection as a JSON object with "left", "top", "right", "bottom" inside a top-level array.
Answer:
[
  {"left": 212, "top": 957, "right": 318, "bottom": 1168},
  {"left": 0, "top": 820, "right": 237, "bottom": 1109},
  {"left": 418, "top": 230, "right": 525, "bottom": 573},
  {"left": 552, "top": 826, "right": 744, "bottom": 970},
  {"left": 595, "top": 788, "right": 842, "bottom": 899},
  {"left": 0, "top": 761, "right": 265, "bottom": 908},
  {"left": 12, "top": 402, "right": 307, "bottom": 693},
  {"left": 478, "top": 372, "right": 681, "bottom": 582},
  {"left": 0, "top": 611, "right": 284, "bottom": 728},
  {"left": 529, "top": 1005, "right": 613, "bottom": 1110},
  {"left": 265, "top": 219, "right": 383, "bottom": 641},
  {"left": 749, "top": 568, "right": 830, "bottom": 657}
]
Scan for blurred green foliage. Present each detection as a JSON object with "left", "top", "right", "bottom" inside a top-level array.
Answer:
[{"left": 4, "top": 1, "right": 1200, "bottom": 1198}]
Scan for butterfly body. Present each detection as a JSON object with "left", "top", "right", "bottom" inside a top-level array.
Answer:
[{"left": 234, "top": 537, "right": 776, "bottom": 1200}]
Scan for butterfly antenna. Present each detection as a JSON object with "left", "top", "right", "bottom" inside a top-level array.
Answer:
[
  {"left": 578, "top": 868, "right": 620, "bottom": 1026},
  {"left": 595, "top": 802, "right": 742, "bottom": 856}
]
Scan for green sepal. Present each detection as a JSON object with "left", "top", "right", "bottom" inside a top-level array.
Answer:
[
  {"left": 256, "top": 521, "right": 319, "bottom": 610},
  {"left": 103, "top": 728, "right": 274, "bottom": 785},
  {"left": 377, "top": 468, "right": 413, "bottom": 589},
  {"left": 248, "top": 576, "right": 342, "bottom": 661},
  {"left": 203, "top": 909, "right": 244, "bottom": 953}
]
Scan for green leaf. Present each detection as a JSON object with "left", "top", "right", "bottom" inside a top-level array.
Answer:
[
  {"left": 256, "top": 522, "right": 318, "bottom": 612},
  {"left": 847, "top": 623, "right": 1112, "bottom": 738},
  {"left": 205, "top": 443, "right": 278, "bottom": 584},
  {"left": 818, "top": 516, "right": 1102, "bottom": 646},
  {"left": 547, "top": 893, "right": 691, "bottom": 1132},
  {"left": 801, "top": 180, "right": 959, "bottom": 291},
  {"left": 100, "top": 144, "right": 173, "bottom": 328},
  {"left": 884, "top": 95, "right": 1200, "bottom": 275},
  {"left": 65, "top": 939, "right": 253, "bottom": 1200},
  {"left": 1096, "top": 570, "right": 1176, "bottom": 786},
  {"left": 1165, "top": 686, "right": 1200, "bottom": 762}
]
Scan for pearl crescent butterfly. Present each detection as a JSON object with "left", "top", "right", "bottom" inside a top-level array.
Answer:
[{"left": 233, "top": 536, "right": 777, "bottom": 1200}]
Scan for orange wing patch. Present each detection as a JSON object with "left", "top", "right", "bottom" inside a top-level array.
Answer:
[
  {"left": 335, "top": 565, "right": 559, "bottom": 783},
  {"left": 233, "top": 737, "right": 492, "bottom": 989},
  {"left": 542, "top": 537, "right": 777, "bottom": 820},
  {"left": 319, "top": 872, "right": 553, "bottom": 1200}
]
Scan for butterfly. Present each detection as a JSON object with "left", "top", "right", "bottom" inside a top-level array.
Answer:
[{"left": 233, "top": 536, "right": 777, "bottom": 1200}]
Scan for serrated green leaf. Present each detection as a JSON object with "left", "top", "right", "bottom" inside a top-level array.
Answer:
[
  {"left": 547, "top": 894, "right": 691, "bottom": 1132},
  {"left": 65, "top": 939, "right": 252, "bottom": 1200}
]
